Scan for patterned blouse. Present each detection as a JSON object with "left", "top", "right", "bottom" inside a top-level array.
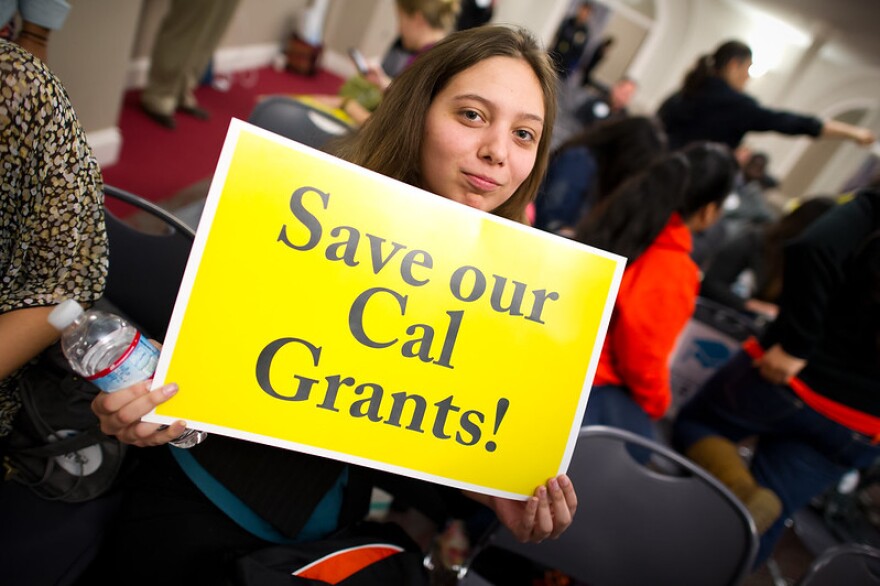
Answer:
[{"left": 0, "top": 40, "right": 108, "bottom": 436}]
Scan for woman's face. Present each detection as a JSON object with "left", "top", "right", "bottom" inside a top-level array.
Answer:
[
  {"left": 419, "top": 56, "right": 545, "bottom": 213},
  {"left": 726, "top": 57, "right": 752, "bottom": 91}
]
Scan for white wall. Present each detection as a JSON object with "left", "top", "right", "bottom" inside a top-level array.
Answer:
[{"left": 56, "top": 0, "right": 880, "bottom": 192}]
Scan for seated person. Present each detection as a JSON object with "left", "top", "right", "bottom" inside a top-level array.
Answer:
[
  {"left": 578, "top": 143, "right": 737, "bottom": 440},
  {"left": 86, "top": 25, "right": 577, "bottom": 585},
  {"left": 312, "top": 0, "right": 459, "bottom": 126},
  {"left": 0, "top": 38, "right": 111, "bottom": 584},
  {"left": 574, "top": 76, "right": 637, "bottom": 129},
  {"left": 673, "top": 188, "right": 880, "bottom": 567}
]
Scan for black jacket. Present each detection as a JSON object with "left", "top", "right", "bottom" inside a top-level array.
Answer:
[
  {"left": 658, "top": 77, "right": 823, "bottom": 150},
  {"left": 761, "top": 189, "right": 880, "bottom": 416}
]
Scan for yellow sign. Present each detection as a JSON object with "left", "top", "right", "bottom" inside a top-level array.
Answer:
[{"left": 146, "top": 119, "right": 624, "bottom": 499}]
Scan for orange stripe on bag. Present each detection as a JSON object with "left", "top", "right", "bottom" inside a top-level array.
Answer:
[{"left": 292, "top": 543, "right": 405, "bottom": 583}]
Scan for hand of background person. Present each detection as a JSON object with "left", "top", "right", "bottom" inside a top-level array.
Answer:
[
  {"left": 744, "top": 298, "right": 779, "bottom": 320},
  {"left": 363, "top": 64, "right": 392, "bottom": 92},
  {"left": 465, "top": 474, "right": 577, "bottom": 543},
  {"left": 755, "top": 343, "right": 807, "bottom": 385},
  {"left": 90, "top": 341, "right": 188, "bottom": 447},
  {"left": 853, "top": 127, "right": 877, "bottom": 147}
]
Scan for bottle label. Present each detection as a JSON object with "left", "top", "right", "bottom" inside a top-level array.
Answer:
[{"left": 87, "top": 331, "right": 160, "bottom": 392}]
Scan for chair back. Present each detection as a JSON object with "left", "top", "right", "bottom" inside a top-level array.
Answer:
[
  {"left": 247, "top": 96, "right": 352, "bottom": 150},
  {"left": 474, "top": 426, "right": 758, "bottom": 586},
  {"left": 796, "top": 543, "right": 880, "bottom": 586},
  {"left": 102, "top": 186, "right": 195, "bottom": 341}
]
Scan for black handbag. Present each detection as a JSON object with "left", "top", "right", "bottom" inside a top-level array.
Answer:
[{"left": 2, "top": 346, "right": 126, "bottom": 502}]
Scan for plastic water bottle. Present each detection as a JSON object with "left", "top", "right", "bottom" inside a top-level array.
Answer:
[{"left": 48, "top": 299, "right": 206, "bottom": 448}]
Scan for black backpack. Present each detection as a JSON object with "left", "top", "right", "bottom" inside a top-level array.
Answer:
[{"left": 2, "top": 346, "right": 127, "bottom": 502}]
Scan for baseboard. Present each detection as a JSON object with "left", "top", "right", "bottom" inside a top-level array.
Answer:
[
  {"left": 87, "top": 127, "right": 122, "bottom": 167},
  {"left": 126, "top": 42, "right": 284, "bottom": 90}
]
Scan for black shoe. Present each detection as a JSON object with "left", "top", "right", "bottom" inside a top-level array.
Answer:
[
  {"left": 141, "top": 103, "right": 176, "bottom": 129},
  {"left": 178, "top": 105, "right": 210, "bottom": 120}
]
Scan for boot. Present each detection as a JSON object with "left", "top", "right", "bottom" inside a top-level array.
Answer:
[{"left": 686, "top": 435, "right": 782, "bottom": 535}]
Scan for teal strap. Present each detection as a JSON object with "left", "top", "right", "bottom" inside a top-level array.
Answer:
[{"left": 170, "top": 446, "right": 346, "bottom": 544}]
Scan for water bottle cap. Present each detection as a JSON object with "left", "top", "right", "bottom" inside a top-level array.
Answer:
[{"left": 48, "top": 299, "right": 85, "bottom": 331}]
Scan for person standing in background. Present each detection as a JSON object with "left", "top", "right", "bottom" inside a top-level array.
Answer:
[
  {"left": 548, "top": 1, "right": 592, "bottom": 79},
  {"left": 658, "top": 40, "right": 875, "bottom": 151},
  {"left": 140, "top": 0, "right": 241, "bottom": 130},
  {"left": 0, "top": 0, "right": 70, "bottom": 63}
]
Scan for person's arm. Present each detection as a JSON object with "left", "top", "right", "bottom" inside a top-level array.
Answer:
[
  {"left": 464, "top": 475, "right": 577, "bottom": 542},
  {"left": 0, "top": 307, "right": 59, "bottom": 379},
  {"left": 746, "top": 97, "right": 876, "bottom": 147},
  {"left": 820, "top": 119, "right": 876, "bottom": 146},
  {"left": 15, "top": 0, "right": 71, "bottom": 62}
]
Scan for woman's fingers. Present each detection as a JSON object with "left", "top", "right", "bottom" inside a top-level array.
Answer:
[{"left": 91, "top": 380, "right": 180, "bottom": 440}]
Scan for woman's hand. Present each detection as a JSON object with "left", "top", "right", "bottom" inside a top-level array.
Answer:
[
  {"left": 91, "top": 379, "right": 187, "bottom": 447},
  {"left": 755, "top": 343, "right": 806, "bottom": 385},
  {"left": 466, "top": 474, "right": 577, "bottom": 543}
]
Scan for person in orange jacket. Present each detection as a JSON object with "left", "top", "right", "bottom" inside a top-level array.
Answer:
[{"left": 578, "top": 142, "right": 737, "bottom": 440}]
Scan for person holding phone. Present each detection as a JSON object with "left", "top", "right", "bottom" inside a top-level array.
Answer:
[{"left": 314, "top": 0, "right": 461, "bottom": 127}]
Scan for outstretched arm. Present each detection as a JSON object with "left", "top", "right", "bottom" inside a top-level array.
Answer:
[{"left": 820, "top": 119, "right": 876, "bottom": 146}]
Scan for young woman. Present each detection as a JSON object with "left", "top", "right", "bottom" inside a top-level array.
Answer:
[
  {"left": 89, "top": 25, "right": 575, "bottom": 583},
  {"left": 578, "top": 142, "right": 737, "bottom": 438},
  {"left": 658, "top": 40, "right": 875, "bottom": 151}
]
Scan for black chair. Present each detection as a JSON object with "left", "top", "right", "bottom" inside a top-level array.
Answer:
[
  {"left": 102, "top": 185, "right": 195, "bottom": 341},
  {"left": 247, "top": 96, "right": 353, "bottom": 150},
  {"left": 461, "top": 426, "right": 758, "bottom": 586},
  {"left": 795, "top": 543, "right": 880, "bottom": 586}
]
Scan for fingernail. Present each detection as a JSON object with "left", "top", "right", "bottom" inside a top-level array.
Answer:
[
  {"left": 558, "top": 475, "right": 570, "bottom": 488},
  {"left": 537, "top": 486, "right": 547, "bottom": 499},
  {"left": 161, "top": 383, "right": 179, "bottom": 397},
  {"left": 549, "top": 478, "right": 560, "bottom": 492}
]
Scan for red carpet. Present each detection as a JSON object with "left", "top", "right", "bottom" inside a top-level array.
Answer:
[{"left": 101, "top": 66, "right": 344, "bottom": 216}]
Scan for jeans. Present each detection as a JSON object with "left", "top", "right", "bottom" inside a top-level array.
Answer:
[{"left": 672, "top": 351, "right": 880, "bottom": 566}]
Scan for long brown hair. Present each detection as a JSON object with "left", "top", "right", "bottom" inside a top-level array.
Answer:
[{"left": 333, "top": 25, "right": 559, "bottom": 223}]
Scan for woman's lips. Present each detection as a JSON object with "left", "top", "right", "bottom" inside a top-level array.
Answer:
[{"left": 464, "top": 172, "right": 500, "bottom": 192}]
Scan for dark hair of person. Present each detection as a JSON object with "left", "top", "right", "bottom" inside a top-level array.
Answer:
[
  {"left": 757, "top": 196, "right": 836, "bottom": 301},
  {"left": 332, "top": 25, "right": 558, "bottom": 223},
  {"left": 577, "top": 142, "right": 736, "bottom": 261},
  {"left": 554, "top": 116, "right": 667, "bottom": 202},
  {"left": 682, "top": 40, "right": 752, "bottom": 96}
]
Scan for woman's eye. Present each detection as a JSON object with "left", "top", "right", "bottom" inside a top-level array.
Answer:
[
  {"left": 515, "top": 129, "right": 536, "bottom": 142},
  {"left": 462, "top": 109, "right": 482, "bottom": 122}
]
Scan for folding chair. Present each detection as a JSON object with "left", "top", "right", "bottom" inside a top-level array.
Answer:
[
  {"left": 102, "top": 185, "right": 195, "bottom": 341},
  {"left": 247, "top": 96, "right": 353, "bottom": 150},
  {"left": 795, "top": 543, "right": 880, "bottom": 586},
  {"left": 461, "top": 426, "right": 758, "bottom": 586}
]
